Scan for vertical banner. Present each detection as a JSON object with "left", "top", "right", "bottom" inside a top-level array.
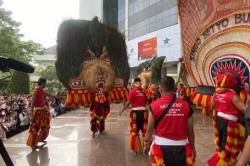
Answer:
[{"left": 138, "top": 37, "right": 157, "bottom": 60}]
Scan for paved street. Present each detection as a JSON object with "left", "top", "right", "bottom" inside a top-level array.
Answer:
[{"left": 0, "top": 104, "right": 214, "bottom": 166}]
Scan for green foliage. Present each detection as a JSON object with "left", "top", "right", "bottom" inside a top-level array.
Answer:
[
  {"left": 38, "top": 65, "right": 64, "bottom": 93},
  {"left": 39, "top": 65, "right": 57, "bottom": 81},
  {"left": 0, "top": 4, "right": 45, "bottom": 94},
  {"left": 0, "top": 6, "right": 44, "bottom": 62},
  {"left": 56, "top": 18, "right": 129, "bottom": 88},
  {"left": 10, "top": 71, "right": 30, "bottom": 94}
]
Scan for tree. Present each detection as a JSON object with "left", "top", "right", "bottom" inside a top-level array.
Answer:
[
  {"left": 9, "top": 71, "right": 30, "bottom": 94},
  {"left": 0, "top": 7, "right": 44, "bottom": 62},
  {"left": 38, "top": 65, "right": 64, "bottom": 93},
  {"left": 0, "top": 3, "right": 45, "bottom": 94}
]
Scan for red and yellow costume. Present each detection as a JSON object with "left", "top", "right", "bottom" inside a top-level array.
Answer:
[
  {"left": 128, "top": 84, "right": 148, "bottom": 153},
  {"left": 208, "top": 73, "right": 245, "bottom": 166},
  {"left": 27, "top": 87, "right": 50, "bottom": 147},
  {"left": 90, "top": 91, "right": 110, "bottom": 134}
]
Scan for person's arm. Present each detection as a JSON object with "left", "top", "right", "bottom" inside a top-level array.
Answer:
[
  {"left": 0, "top": 123, "right": 8, "bottom": 132},
  {"left": 30, "top": 91, "right": 36, "bottom": 115},
  {"left": 236, "top": 136, "right": 250, "bottom": 166},
  {"left": 232, "top": 95, "right": 247, "bottom": 113},
  {"left": 119, "top": 89, "right": 134, "bottom": 116},
  {"left": 119, "top": 101, "right": 130, "bottom": 116},
  {"left": 144, "top": 111, "right": 155, "bottom": 153},
  {"left": 188, "top": 115, "right": 196, "bottom": 160}
]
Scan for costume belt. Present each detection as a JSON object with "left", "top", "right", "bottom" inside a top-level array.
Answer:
[
  {"left": 154, "top": 135, "right": 188, "bottom": 146},
  {"left": 131, "top": 106, "right": 146, "bottom": 111},
  {"left": 217, "top": 112, "right": 238, "bottom": 122}
]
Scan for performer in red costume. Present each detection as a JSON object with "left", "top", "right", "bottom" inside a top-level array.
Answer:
[
  {"left": 144, "top": 76, "right": 195, "bottom": 166},
  {"left": 119, "top": 77, "right": 148, "bottom": 155},
  {"left": 27, "top": 78, "right": 52, "bottom": 149},
  {"left": 90, "top": 87, "right": 110, "bottom": 137},
  {"left": 208, "top": 72, "right": 247, "bottom": 166}
]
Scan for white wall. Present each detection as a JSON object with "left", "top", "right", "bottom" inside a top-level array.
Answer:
[
  {"left": 79, "top": 0, "right": 102, "bottom": 20},
  {"left": 127, "top": 24, "right": 181, "bottom": 67}
]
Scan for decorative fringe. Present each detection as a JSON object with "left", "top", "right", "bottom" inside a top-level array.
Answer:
[
  {"left": 192, "top": 93, "right": 212, "bottom": 115},
  {"left": 150, "top": 143, "right": 194, "bottom": 166},
  {"left": 129, "top": 111, "right": 148, "bottom": 153},
  {"left": 109, "top": 87, "right": 128, "bottom": 103},
  {"left": 66, "top": 87, "right": 128, "bottom": 108},
  {"left": 208, "top": 110, "right": 245, "bottom": 166},
  {"left": 186, "top": 87, "right": 196, "bottom": 98},
  {"left": 65, "top": 90, "right": 93, "bottom": 108},
  {"left": 186, "top": 143, "right": 195, "bottom": 166},
  {"left": 151, "top": 144, "right": 165, "bottom": 166},
  {"left": 26, "top": 108, "right": 50, "bottom": 147}
]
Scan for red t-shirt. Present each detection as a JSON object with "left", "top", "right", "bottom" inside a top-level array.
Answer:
[
  {"left": 128, "top": 87, "right": 146, "bottom": 108},
  {"left": 34, "top": 87, "right": 46, "bottom": 107},
  {"left": 214, "top": 90, "right": 239, "bottom": 117},
  {"left": 151, "top": 95, "right": 190, "bottom": 140}
]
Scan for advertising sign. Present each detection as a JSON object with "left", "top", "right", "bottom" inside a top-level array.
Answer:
[
  {"left": 127, "top": 24, "right": 181, "bottom": 67},
  {"left": 138, "top": 37, "right": 157, "bottom": 60}
]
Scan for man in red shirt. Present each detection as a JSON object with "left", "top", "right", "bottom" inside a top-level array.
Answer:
[
  {"left": 119, "top": 77, "right": 148, "bottom": 155},
  {"left": 27, "top": 77, "right": 51, "bottom": 149},
  {"left": 144, "top": 76, "right": 195, "bottom": 166}
]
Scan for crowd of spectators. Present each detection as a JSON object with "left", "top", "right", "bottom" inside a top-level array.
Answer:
[{"left": 0, "top": 93, "right": 66, "bottom": 140}]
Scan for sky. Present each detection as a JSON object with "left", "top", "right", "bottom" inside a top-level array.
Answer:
[{"left": 2, "top": 0, "right": 79, "bottom": 48}]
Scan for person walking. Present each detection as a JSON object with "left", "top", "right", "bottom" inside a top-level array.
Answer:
[
  {"left": 144, "top": 76, "right": 195, "bottom": 166},
  {"left": 119, "top": 77, "right": 148, "bottom": 155},
  {"left": 27, "top": 77, "right": 51, "bottom": 149}
]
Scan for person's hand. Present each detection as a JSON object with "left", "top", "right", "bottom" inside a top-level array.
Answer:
[
  {"left": 192, "top": 146, "right": 196, "bottom": 161},
  {"left": 143, "top": 140, "right": 151, "bottom": 156},
  {"left": 119, "top": 109, "right": 124, "bottom": 116}
]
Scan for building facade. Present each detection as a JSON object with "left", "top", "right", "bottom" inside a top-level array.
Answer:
[
  {"left": 79, "top": 0, "right": 181, "bottom": 81},
  {"left": 30, "top": 46, "right": 57, "bottom": 82},
  {"left": 120, "top": 0, "right": 181, "bottom": 81},
  {"left": 79, "top": 0, "right": 118, "bottom": 27}
]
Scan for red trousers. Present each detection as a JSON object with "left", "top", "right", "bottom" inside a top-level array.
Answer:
[{"left": 27, "top": 108, "right": 50, "bottom": 147}]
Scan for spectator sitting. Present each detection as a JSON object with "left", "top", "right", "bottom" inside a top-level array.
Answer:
[{"left": 19, "top": 111, "right": 29, "bottom": 126}]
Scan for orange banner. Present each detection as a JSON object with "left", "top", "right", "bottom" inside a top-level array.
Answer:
[{"left": 138, "top": 37, "right": 157, "bottom": 60}]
